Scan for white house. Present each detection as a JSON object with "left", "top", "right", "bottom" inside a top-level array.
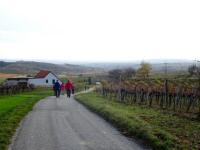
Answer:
[{"left": 28, "top": 70, "right": 62, "bottom": 87}]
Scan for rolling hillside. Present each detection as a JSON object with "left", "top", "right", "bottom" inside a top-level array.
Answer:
[
  {"left": 82, "top": 61, "right": 193, "bottom": 73},
  {"left": 0, "top": 61, "right": 100, "bottom": 75}
]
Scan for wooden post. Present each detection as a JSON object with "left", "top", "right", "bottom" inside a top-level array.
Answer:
[
  {"left": 118, "top": 75, "right": 122, "bottom": 101},
  {"left": 164, "top": 63, "right": 168, "bottom": 109}
]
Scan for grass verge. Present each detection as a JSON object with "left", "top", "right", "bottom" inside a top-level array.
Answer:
[
  {"left": 0, "top": 78, "right": 5, "bottom": 84},
  {"left": 0, "top": 88, "right": 52, "bottom": 150},
  {"left": 75, "top": 92, "right": 200, "bottom": 150}
]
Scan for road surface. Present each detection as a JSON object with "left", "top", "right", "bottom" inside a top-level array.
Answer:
[{"left": 9, "top": 95, "right": 145, "bottom": 150}]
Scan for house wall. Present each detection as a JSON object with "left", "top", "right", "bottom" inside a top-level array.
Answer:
[
  {"left": 5, "top": 79, "right": 30, "bottom": 86},
  {"left": 5, "top": 80, "right": 18, "bottom": 86},
  {"left": 28, "top": 73, "right": 62, "bottom": 86}
]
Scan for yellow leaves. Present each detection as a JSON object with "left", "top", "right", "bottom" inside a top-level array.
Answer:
[{"left": 136, "top": 62, "right": 152, "bottom": 79}]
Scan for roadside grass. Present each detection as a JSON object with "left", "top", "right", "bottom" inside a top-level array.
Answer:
[
  {"left": 0, "top": 88, "right": 52, "bottom": 150},
  {"left": 75, "top": 92, "right": 200, "bottom": 150},
  {"left": 0, "top": 78, "right": 5, "bottom": 84}
]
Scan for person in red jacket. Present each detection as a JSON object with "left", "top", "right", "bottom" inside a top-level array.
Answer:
[
  {"left": 65, "top": 80, "right": 73, "bottom": 98},
  {"left": 61, "top": 82, "right": 65, "bottom": 95}
]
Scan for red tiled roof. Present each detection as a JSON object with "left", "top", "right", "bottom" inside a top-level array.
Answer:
[{"left": 35, "top": 70, "right": 50, "bottom": 78}]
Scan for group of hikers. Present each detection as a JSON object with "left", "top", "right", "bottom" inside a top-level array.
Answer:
[{"left": 53, "top": 80, "right": 74, "bottom": 98}]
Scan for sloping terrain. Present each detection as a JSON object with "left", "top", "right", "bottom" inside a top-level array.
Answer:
[
  {"left": 0, "top": 61, "right": 99, "bottom": 75},
  {"left": 82, "top": 61, "right": 193, "bottom": 73}
]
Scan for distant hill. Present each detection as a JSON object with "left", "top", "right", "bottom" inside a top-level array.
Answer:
[
  {"left": 0, "top": 61, "right": 101, "bottom": 75},
  {"left": 81, "top": 61, "right": 194, "bottom": 73},
  {"left": 0, "top": 61, "right": 13, "bottom": 67},
  {"left": 0, "top": 60, "right": 194, "bottom": 75}
]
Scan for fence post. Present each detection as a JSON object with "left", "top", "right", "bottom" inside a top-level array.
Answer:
[{"left": 118, "top": 75, "right": 122, "bottom": 101}]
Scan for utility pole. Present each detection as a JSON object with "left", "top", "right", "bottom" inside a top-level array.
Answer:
[
  {"left": 164, "top": 63, "right": 168, "bottom": 108},
  {"left": 197, "top": 60, "right": 200, "bottom": 74},
  {"left": 164, "top": 63, "right": 168, "bottom": 76},
  {"left": 195, "top": 60, "right": 200, "bottom": 118},
  {"left": 119, "top": 74, "right": 122, "bottom": 101}
]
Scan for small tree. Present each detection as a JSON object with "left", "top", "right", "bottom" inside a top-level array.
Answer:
[
  {"left": 136, "top": 62, "right": 152, "bottom": 78},
  {"left": 122, "top": 68, "right": 136, "bottom": 80},
  {"left": 188, "top": 65, "right": 198, "bottom": 76},
  {"left": 88, "top": 77, "right": 92, "bottom": 85},
  {"left": 108, "top": 69, "right": 123, "bottom": 81}
]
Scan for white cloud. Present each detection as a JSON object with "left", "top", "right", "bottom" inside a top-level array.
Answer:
[{"left": 0, "top": 0, "right": 200, "bottom": 62}]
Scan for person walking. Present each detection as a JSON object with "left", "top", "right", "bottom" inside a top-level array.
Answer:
[
  {"left": 61, "top": 82, "right": 65, "bottom": 95},
  {"left": 54, "top": 80, "right": 61, "bottom": 98},
  {"left": 65, "top": 80, "right": 73, "bottom": 98},
  {"left": 71, "top": 84, "right": 75, "bottom": 95}
]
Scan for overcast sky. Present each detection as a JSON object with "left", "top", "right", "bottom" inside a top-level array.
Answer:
[{"left": 0, "top": 0, "right": 200, "bottom": 62}]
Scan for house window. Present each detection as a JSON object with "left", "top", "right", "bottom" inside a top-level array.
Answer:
[
  {"left": 52, "top": 79, "right": 55, "bottom": 84},
  {"left": 46, "top": 79, "right": 48, "bottom": 83}
]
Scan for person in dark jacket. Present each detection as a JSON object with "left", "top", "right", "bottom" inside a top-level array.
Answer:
[
  {"left": 54, "top": 80, "right": 61, "bottom": 98},
  {"left": 71, "top": 84, "right": 75, "bottom": 95}
]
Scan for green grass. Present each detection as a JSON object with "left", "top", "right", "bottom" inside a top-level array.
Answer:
[
  {"left": 75, "top": 92, "right": 200, "bottom": 150},
  {"left": 0, "top": 78, "right": 5, "bottom": 84},
  {"left": 0, "top": 88, "right": 52, "bottom": 150}
]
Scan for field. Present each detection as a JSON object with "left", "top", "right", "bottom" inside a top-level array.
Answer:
[
  {"left": 76, "top": 92, "right": 200, "bottom": 150},
  {"left": 0, "top": 88, "right": 52, "bottom": 150},
  {"left": 0, "top": 73, "right": 19, "bottom": 78},
  {"left": 0, "top": 78, "right": 5, "bottom": 84},
  {"left": 0, "top": 73, "right": 19, "bottom": 84}
]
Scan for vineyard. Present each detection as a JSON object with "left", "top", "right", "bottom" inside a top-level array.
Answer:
[
  {"left": 0, "top": 83, "right": 35, "bottom": 95},
  {"left": 97, "top": 77, "right": 200, "bottom": 118}
]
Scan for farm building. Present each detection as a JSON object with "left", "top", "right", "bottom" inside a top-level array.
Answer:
[
  {"left": 5, "top": 77, "right": 33, "bottom": 86},
  {"left": 28, "top": 70, "right": 62, "bottom": 87}
]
